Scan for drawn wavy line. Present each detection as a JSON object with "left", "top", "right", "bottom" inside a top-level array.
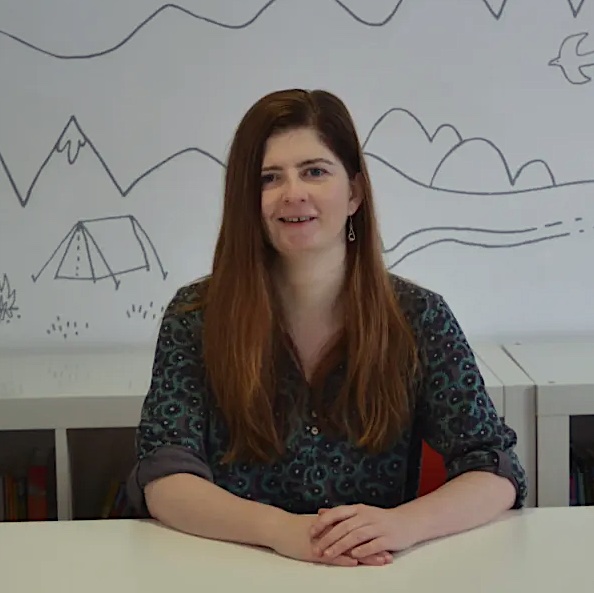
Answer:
[
  {"left": 0, "top": 0, "right": 405, "bottom": 60},
  {"left": 1, "top": 115, "right": 224, "bottom": 207},
  {"left": 364, "top": 153, "right": 589, "bottom": 197},
  {"left": 384, "top": 225, "right": 572, "bottom": 268}
]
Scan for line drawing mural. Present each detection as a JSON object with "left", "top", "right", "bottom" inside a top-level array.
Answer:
[
  {"left": 0, "top": 274, "right": 20, "bottom": 324},
  {"left": 31, "top": 215, "right": 169, "bottom": 290},
  {"left": 0, "top": 116, "right": 224, "bottom": 208},
  {"left": 3, "top": 0, "right": 586, "bottom": 61},
  {"left": 361, "top": 107, "right": 593, "bottom": 268},
  {"left": 362, "top": 107, "right": 566, "bottom": 195},
  {"left": 482, "top": 0, "right": 508, "bottom": 20},
  {"left": 0, "top": 1, "right": 404, "bottom": 60},
  {"left": 568, "top": 0, "right": 587, "bottom": 17},
  {"left": 45, "top": 315, "right": 89, "bottom": 340},
  {"left": 126, "top": 302, "right": 166, "bottom": 322},
  {"left": 382, "top": 220, "right": 583, "bottom": 268},
  {"left": 549, "top": 32, "right": 594, "bottom": 85}
]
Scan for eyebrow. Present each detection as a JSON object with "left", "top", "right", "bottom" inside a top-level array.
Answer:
[{"left": 261, "top": 158, "right": 336, "bottom": 172}]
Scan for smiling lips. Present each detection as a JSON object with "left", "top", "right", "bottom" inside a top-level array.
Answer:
[{"left": 279, "top": 216, "right": 316, "bottom": 223}]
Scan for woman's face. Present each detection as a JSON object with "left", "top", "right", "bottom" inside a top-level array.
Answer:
[{"left": 260, "top": 127, "right": 361, "bottom": 259}]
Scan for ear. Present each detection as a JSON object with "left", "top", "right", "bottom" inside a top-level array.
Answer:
[{"left": 348, "top": 173, "right": 364, "bottom": 215}]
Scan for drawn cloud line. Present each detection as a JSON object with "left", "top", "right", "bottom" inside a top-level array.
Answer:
[
  {"left": 0, "top": 0, "right": 407, "bottom": 60},
  {"left": 383, "top": 224, "right": 572, "bottom": 268},
  {"left": 1, "top": 115, "right": 225, "bottom": 208}
]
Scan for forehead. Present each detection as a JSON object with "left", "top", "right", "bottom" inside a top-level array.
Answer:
[{"left": 262, "top": 127, "right": 336, "bottom": 167}]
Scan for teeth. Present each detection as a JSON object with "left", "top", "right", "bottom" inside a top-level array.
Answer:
[{"left": 283, "top": 217, "right": 312, "bottom": 222}]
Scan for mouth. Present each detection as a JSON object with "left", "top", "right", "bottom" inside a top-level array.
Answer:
[{"left": 278, "top": 216, "right": 316, "bottom": 224}]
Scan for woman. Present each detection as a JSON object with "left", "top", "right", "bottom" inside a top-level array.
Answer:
[{"left": 126, "top": 88, "right": 527, "bottom": 567}]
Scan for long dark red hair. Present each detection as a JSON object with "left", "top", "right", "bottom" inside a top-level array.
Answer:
[{"left": 193, "top": 89, "right": 420, "bottom": 463}]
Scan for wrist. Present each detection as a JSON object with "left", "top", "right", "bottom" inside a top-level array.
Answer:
[
  {"left": 256, "top": 504, "right": 293, "bottom": 550},
  {"left": 389, "top": 502, "right": 429, "bottom": 549}
]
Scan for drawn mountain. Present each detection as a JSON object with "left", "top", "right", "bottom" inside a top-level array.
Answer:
[
  {"left": 431, "top": 139, "right": 556, "bottom": 193},
  {"left": 2, "top": 0, "right": 576, "bottom": 61},
  {"left": 363, "top": 108, "right": 558, "bottom": 195},
  {"left": 0, "top": 116, "right": 118, "bottom": 208},
  {"left": 0, "top": 115, "right": 225, "bottom": 209},
  {"left": 362, "top": 108, "right": 463, "bottom": 187}
]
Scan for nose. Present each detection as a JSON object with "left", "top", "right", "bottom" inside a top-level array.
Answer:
[{"left": 282, "top": 173, "right": 307, "bottom": 202}]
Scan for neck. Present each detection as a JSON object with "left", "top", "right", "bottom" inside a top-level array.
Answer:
[{"left": 274, "top": 248, "right": 347, "bottom": 320}]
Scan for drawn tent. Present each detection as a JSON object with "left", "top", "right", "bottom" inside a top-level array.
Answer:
[{"left": 32, "top": 215, "right": 168, "bottom": 290}]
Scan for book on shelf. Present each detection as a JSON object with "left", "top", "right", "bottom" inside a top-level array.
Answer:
[
  {"left": 100, "top": 478, "right": 129, "bottom": 519},
  {"left": 0, "top": 447, "right": 55, "bottom": 522},
  {"left": 570, "top": 444, "right": 594, "bottom": 506}
]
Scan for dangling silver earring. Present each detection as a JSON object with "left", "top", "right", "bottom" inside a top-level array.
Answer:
[{"left": 347, "top": 216, "right": 356, "bottom": 242}]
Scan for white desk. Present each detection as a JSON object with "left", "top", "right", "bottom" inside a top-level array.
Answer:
[
  {"left": 503, "top": 340, "right": 594, "bottom": 507},
  {"left": 0, "top": 508, "right": 592, "bottom": 592},
  {"left": 473, "top": 343, "right": 537, "bottom": 508}
]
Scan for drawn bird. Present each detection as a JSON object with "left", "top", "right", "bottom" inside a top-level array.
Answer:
[{"left": 549, "top": 32, "right": 594, "bottom": 85}]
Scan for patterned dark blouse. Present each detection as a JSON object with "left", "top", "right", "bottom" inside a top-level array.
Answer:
[{"left": 126, "top": 274, "right": 527, "bottom": 516}]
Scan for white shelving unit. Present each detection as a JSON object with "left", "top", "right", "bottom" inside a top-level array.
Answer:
[
  {"left": 0, "top": 342, "right": 514, "bottom": 520},
  {"left": 503, "top": 339, "right": 594, "bottom": 507},
  {"left": 0, "top": 346, "right": 154, "bottom": 520},
  {"left": 473, "top": 342, "right": 537, "bottom": 508}
]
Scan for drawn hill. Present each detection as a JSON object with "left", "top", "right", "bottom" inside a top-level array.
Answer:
[
  {"left": 364, "top": 145, "right": 594, "bottom": 270},
  {"left": 0, "top": 115, "right": 225, "bottom": 209},
  {"left": 1, "top": 0, "right": 584, "bottom": 60},
  {"left": 362, "top": 108, "right": 566, "bottom": 195}
]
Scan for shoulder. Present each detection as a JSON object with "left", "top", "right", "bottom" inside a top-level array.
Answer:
[
  {"left": 158, "top": 275, "right": 211, "bottom": 340},
  {"left": 387, "top": 273, "right": 449, "bottom": 333}
]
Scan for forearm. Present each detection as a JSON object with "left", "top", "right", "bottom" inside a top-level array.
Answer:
[
  {"left": 144, "top": 472, "right": 288, "bottom": 548},
  {"left": 396, "top": 471, "right": 517, "bottom": 546}
]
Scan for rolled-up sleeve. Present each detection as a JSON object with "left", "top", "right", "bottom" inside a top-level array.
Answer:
[
  {"left": 416, "top": 293, "right": 528, "bottom": 508},
  {"left": 126, "top": 289, "right": 213, "bottom": 517}
]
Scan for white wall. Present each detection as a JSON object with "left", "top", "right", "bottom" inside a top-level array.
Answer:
[{"left": 1, "top": 0, "right": 593, "bottom": 347}]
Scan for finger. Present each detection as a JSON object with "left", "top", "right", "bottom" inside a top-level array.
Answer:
[
  {"left": 313, "top": 515, "right": 366, "bottom": 556},
  {"left": 357, "top": 552, "right": 392, "bottom": 567},
  {"left": 310, "top": 505, "right": 358, "bottom": 537},
  {"left": 320, "top": 525, "right": 375, "bottom": 560},
  {"left": 320, "top": 554, "right": 358, "bottom": 568},
  {"left": 349, "top": 537, "right": 391, "bottom": 559}
]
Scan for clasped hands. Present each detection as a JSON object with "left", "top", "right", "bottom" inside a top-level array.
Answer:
[{"left": 306, "top": 503, "right": 416, "bottom": 567}]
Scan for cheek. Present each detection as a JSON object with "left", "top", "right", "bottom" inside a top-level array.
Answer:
[{"left": 261, "top": 191, "right": 277, "bottom": 220}]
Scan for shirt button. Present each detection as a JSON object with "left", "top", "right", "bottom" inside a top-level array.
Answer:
[
  {"left": 311, "top": 410, "right": 317, "bottom": 418},
  {"left": 311, "top": 426, "right": 319, "bottom": 435}
]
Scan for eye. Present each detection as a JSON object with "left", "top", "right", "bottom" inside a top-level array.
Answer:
[
  {"left": 305, "top": 167, "right": 327, "bottom": 178},
  {"left": 261, "top": 173, "right": 276, "bottom": 186}
]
